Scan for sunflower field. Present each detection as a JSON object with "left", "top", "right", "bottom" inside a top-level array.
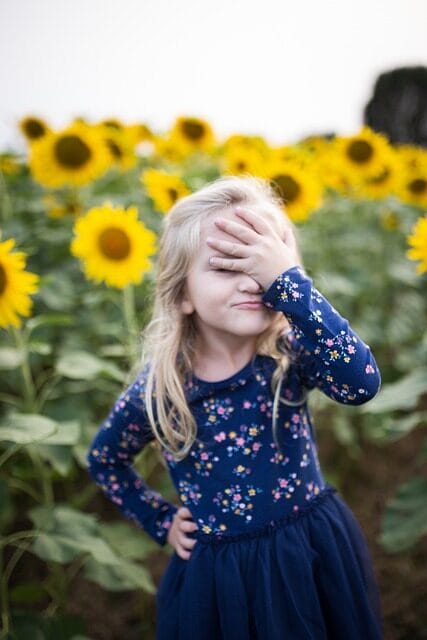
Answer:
[{"left": 0, "top": 115, "right": 426, "bottom": 639}]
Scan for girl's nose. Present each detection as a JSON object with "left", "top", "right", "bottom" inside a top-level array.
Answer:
[{"left": 237, "top": 274, "right": 263, "bottom": 294}]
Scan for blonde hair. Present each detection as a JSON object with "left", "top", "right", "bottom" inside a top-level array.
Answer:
[{"left": 142, "top": 175, "right": 304, "bottom": 462}]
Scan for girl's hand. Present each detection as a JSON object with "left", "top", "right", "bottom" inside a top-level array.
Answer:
[
  {"left": 167, "top": 506, "right": 198, "bottom": 560},
  {"left": 206, "top": 206, "right": 301, "bottom": 292}
]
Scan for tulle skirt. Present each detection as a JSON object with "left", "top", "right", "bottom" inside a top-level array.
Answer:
[{"left": 156, "top": 485, "right": 383, "bottom": 639}]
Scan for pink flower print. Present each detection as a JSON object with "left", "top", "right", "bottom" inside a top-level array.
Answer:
[
  {"left": 214, "top": 431, "right": 226, "bottom": 442},
  {"left": 291, "top": 291, "right": 300, "bottom": 300},
  {"left": 217, "top": 406, "right": 225, "bottom": 415},
  {"left": 233, "top": 494, "right": 242, "bottom": 502},
  {"left": 260, "top": 403, "right": 267, "bottom": 412},
  {"left": 325, "top": 339, "right": 334, "bottom": 347},
  {"left": 365, "top": 364, "right": 375, "bottom": 374},
  {"left": 243, "top": 400, "right": 252, "bottom": 409},
  {"left": 252, "top": 442, "right": 262, "bottom": 452},
  {"left": 347, "top": 345, "right": 356, "bottom": 354},
  {"left": 236, "top": 437, "right": 245, "bottom": 446},
  {"left": 201, "top": 452, "right": 209, "bottom": 460},
  {"left": 279, "top": 479, "right": 288, "bottom": 488},
  {"left": 274, "top": 491, "right": 281, "bottom": 499},
  {"left": 291, "top": 414, "right": 300, "bottom": 424}
]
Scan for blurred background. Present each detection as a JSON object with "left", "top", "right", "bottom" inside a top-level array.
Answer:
[{"left": 0, "top": 1, "right": 426, "bottom": 639}]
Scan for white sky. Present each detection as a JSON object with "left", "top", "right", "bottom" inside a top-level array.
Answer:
[{"left": 1, "top": 0, "right": 426, "bottom": 151}]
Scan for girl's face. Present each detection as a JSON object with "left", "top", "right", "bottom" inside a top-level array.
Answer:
[{"left": 181, "top": 207, "right": 278, "bottom": 348}]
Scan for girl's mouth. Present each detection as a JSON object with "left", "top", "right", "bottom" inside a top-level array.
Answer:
[{"left": 234, "top": 302, "right": 265, "bottom": 309}]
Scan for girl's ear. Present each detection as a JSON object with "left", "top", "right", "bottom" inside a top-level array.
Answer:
[
  {"left": 181, "top": 298, "right": 194, "bottom": 315},
  {"left": 180, "top": 286, "right": 194, "bottom": 315}
]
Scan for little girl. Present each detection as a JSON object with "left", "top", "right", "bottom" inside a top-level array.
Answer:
[{"left": 86, "top": 175, "right": 384, "bottom": 639}]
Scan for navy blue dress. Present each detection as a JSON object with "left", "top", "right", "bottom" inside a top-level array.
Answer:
[{"left": 86, "top": 266, "right": 384, "bottom": 639}]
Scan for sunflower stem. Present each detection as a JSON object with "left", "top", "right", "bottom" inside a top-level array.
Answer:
[
  {"left": 0, "top": 168, "right": 13, "bottom": 223},
  {"left": 122, "top": 284, "right": 139, "bottom": 367},
  {"left": 11, "top": 326, "right": 36, "bottom": 412}
]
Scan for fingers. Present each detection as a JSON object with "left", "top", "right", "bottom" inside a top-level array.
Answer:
[
  {"left": 206, "top": 236, "right": 250, "bottom": 258},
  {"left": 234, "top": 206, "right": 270, "bottom": 235},
  {"left": 209, "top": 256, "right": 240, "bottom": 271},
  {"left": 213, "top": 215, "right": 259, "bottom": 244},
  {"left": 175, "top": 507, "right": 198, "bottom": 561}
]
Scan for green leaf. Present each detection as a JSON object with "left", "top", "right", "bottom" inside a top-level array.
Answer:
[
  {"left": 83, "top": 556, "right": 156, "bottom": 593},
  {"left": 36, "top": 420, "right": 80, "bottom": 446},
  {"left": 361, "top": 369, "right": 427, "bottom": 413},
  {"left": 0, "top": 414, "right": 57, "bottom": 444},
  {"left": 0, "top": 347, "right": 24, "bottom": 369},
  {"left": 31, "top": 444, "right": 74, "bottom": 477},
  {"left": 99, "top": 521, "right": 157, "bottom": 560},
  {"left": 29, "top": 505, "right": 119, "bottom": 565},
  {"left": 379, "top": 477, "right": 427, "bottom": 553},
  {"left": 26, "top": 313, "right": 75, "bottom": 332},
  {"left": 28, "top": 340, "right": 52, "bottom": 355},
  {"left": 56, "top": 351, "right": 123, "bottom": 382},
  {"left": 32, "top": 532, "right": 80, "bottom": 563}
]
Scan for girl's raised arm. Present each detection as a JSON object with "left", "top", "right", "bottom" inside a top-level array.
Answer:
[
  {"left": 262, "top": 265, "right": 381, "bottom": 405},
  {"left": 85, "top": 375, "right": 178, "bottom": 546}
]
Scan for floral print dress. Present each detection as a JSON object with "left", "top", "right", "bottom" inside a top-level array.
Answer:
[{"left": 86, "top": 266, "right": 384, "bottom": 640}]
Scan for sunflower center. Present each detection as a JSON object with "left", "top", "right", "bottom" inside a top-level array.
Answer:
[
  {"left": 181, "top": 121, "right": 205, "bottom": 141},
  {"left": 168, "top": 188, "right": 178, "bottom": 203},
  {"left": 368, "top": 167, "right": 390, "bottom": 185},
  {"left": 408, "top": 178, "right": 426, "bottom": 195},
  {"left": 55, "top": 135, "right": 92, "bottom": 169},
  {"left": 0, "top": 263, "right": 7, "bottom": 296},
  {"left": 24, "top": 119, "right": 46, "bottom": 139},
  {"left": 98, "top": 227, "right": 131, "bottom": 260},
  {"left": 107, "top": 139, "right": 123, "bottom": 159},
  {"left": 0, "top": 263, "right": 7, "bottom": 294},
  {"left": 347, "top": 140, "right": 373, "bottom": 164},
  {"left": 272, "top": 174, "right": 301, "bottom": 203}
]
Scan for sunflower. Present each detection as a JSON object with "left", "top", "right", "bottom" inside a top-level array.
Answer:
[
  {"left": 406, "top": 216, "right": 427, "bottom": 274},
  {"left": 220, "top": 144, "right": 264, "bottom": 176},
  {"left": 42, "top": 194, "right": 82, "bottom": 219},
  {"left": 261, "top": 159, "right": 323, "bottom": 223},
  {"left": 169, "top": 116, "right": 215, "bottom": 154},
  {"left": 126, "top": 123, "right": 154, "bottom": 144},
  {"left": 152, "top": 135, "right": 187, "bottom": 163},
  {"left": 98, "top": 118, "right": 125, "bottom": 131},
  {"left": 395, "top": 144, "right": 427, "bottom": 171},
  {"left": 70, "top": 203, "right": 157, "bottom": 288},
  {"left": 98, "top": 126, "right": 138, "bottom": 172},
  {"left": 29, "top": 123, "right": 111, "bottom": 188},
  {"left": 394, "top": 158, "right": 427, "bottom": 209},
  {"left": 220, "top": 134, "right": 270, "bottom": 157},
  {"left": 19, "top": 116, "right": 50, "bottom": 142},
  {"left": 0, "top": 238, "right": 39, "bottom": 329},
  {"left": 357, "top": 146, "right": 403, "bottom": 199},
  {"left": 333, "top": 126, "right": 393, "bottom": 184},
  {"left": 141, "top": 169, "right": 190, "bottom": 213}
]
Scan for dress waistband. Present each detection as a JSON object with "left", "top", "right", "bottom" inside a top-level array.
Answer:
[{"left": 193, "top": 484, "right": 338, "bottom": 545}]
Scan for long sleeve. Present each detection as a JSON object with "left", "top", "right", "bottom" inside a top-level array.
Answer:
[
  {"left": 85, "top": 374, "right": 178, "bottom": 546},
  {"left": 262, "top": 265, "right": 381, "bottom": 405}
]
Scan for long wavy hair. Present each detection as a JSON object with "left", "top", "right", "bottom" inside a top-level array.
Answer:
[{"left": 141, "top": 175, "right": 304, "bottom": 462}]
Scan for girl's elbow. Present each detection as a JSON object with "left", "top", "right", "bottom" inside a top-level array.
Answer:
[{"left": 354, "top": 372, "right": 382, "bottom": 405}]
